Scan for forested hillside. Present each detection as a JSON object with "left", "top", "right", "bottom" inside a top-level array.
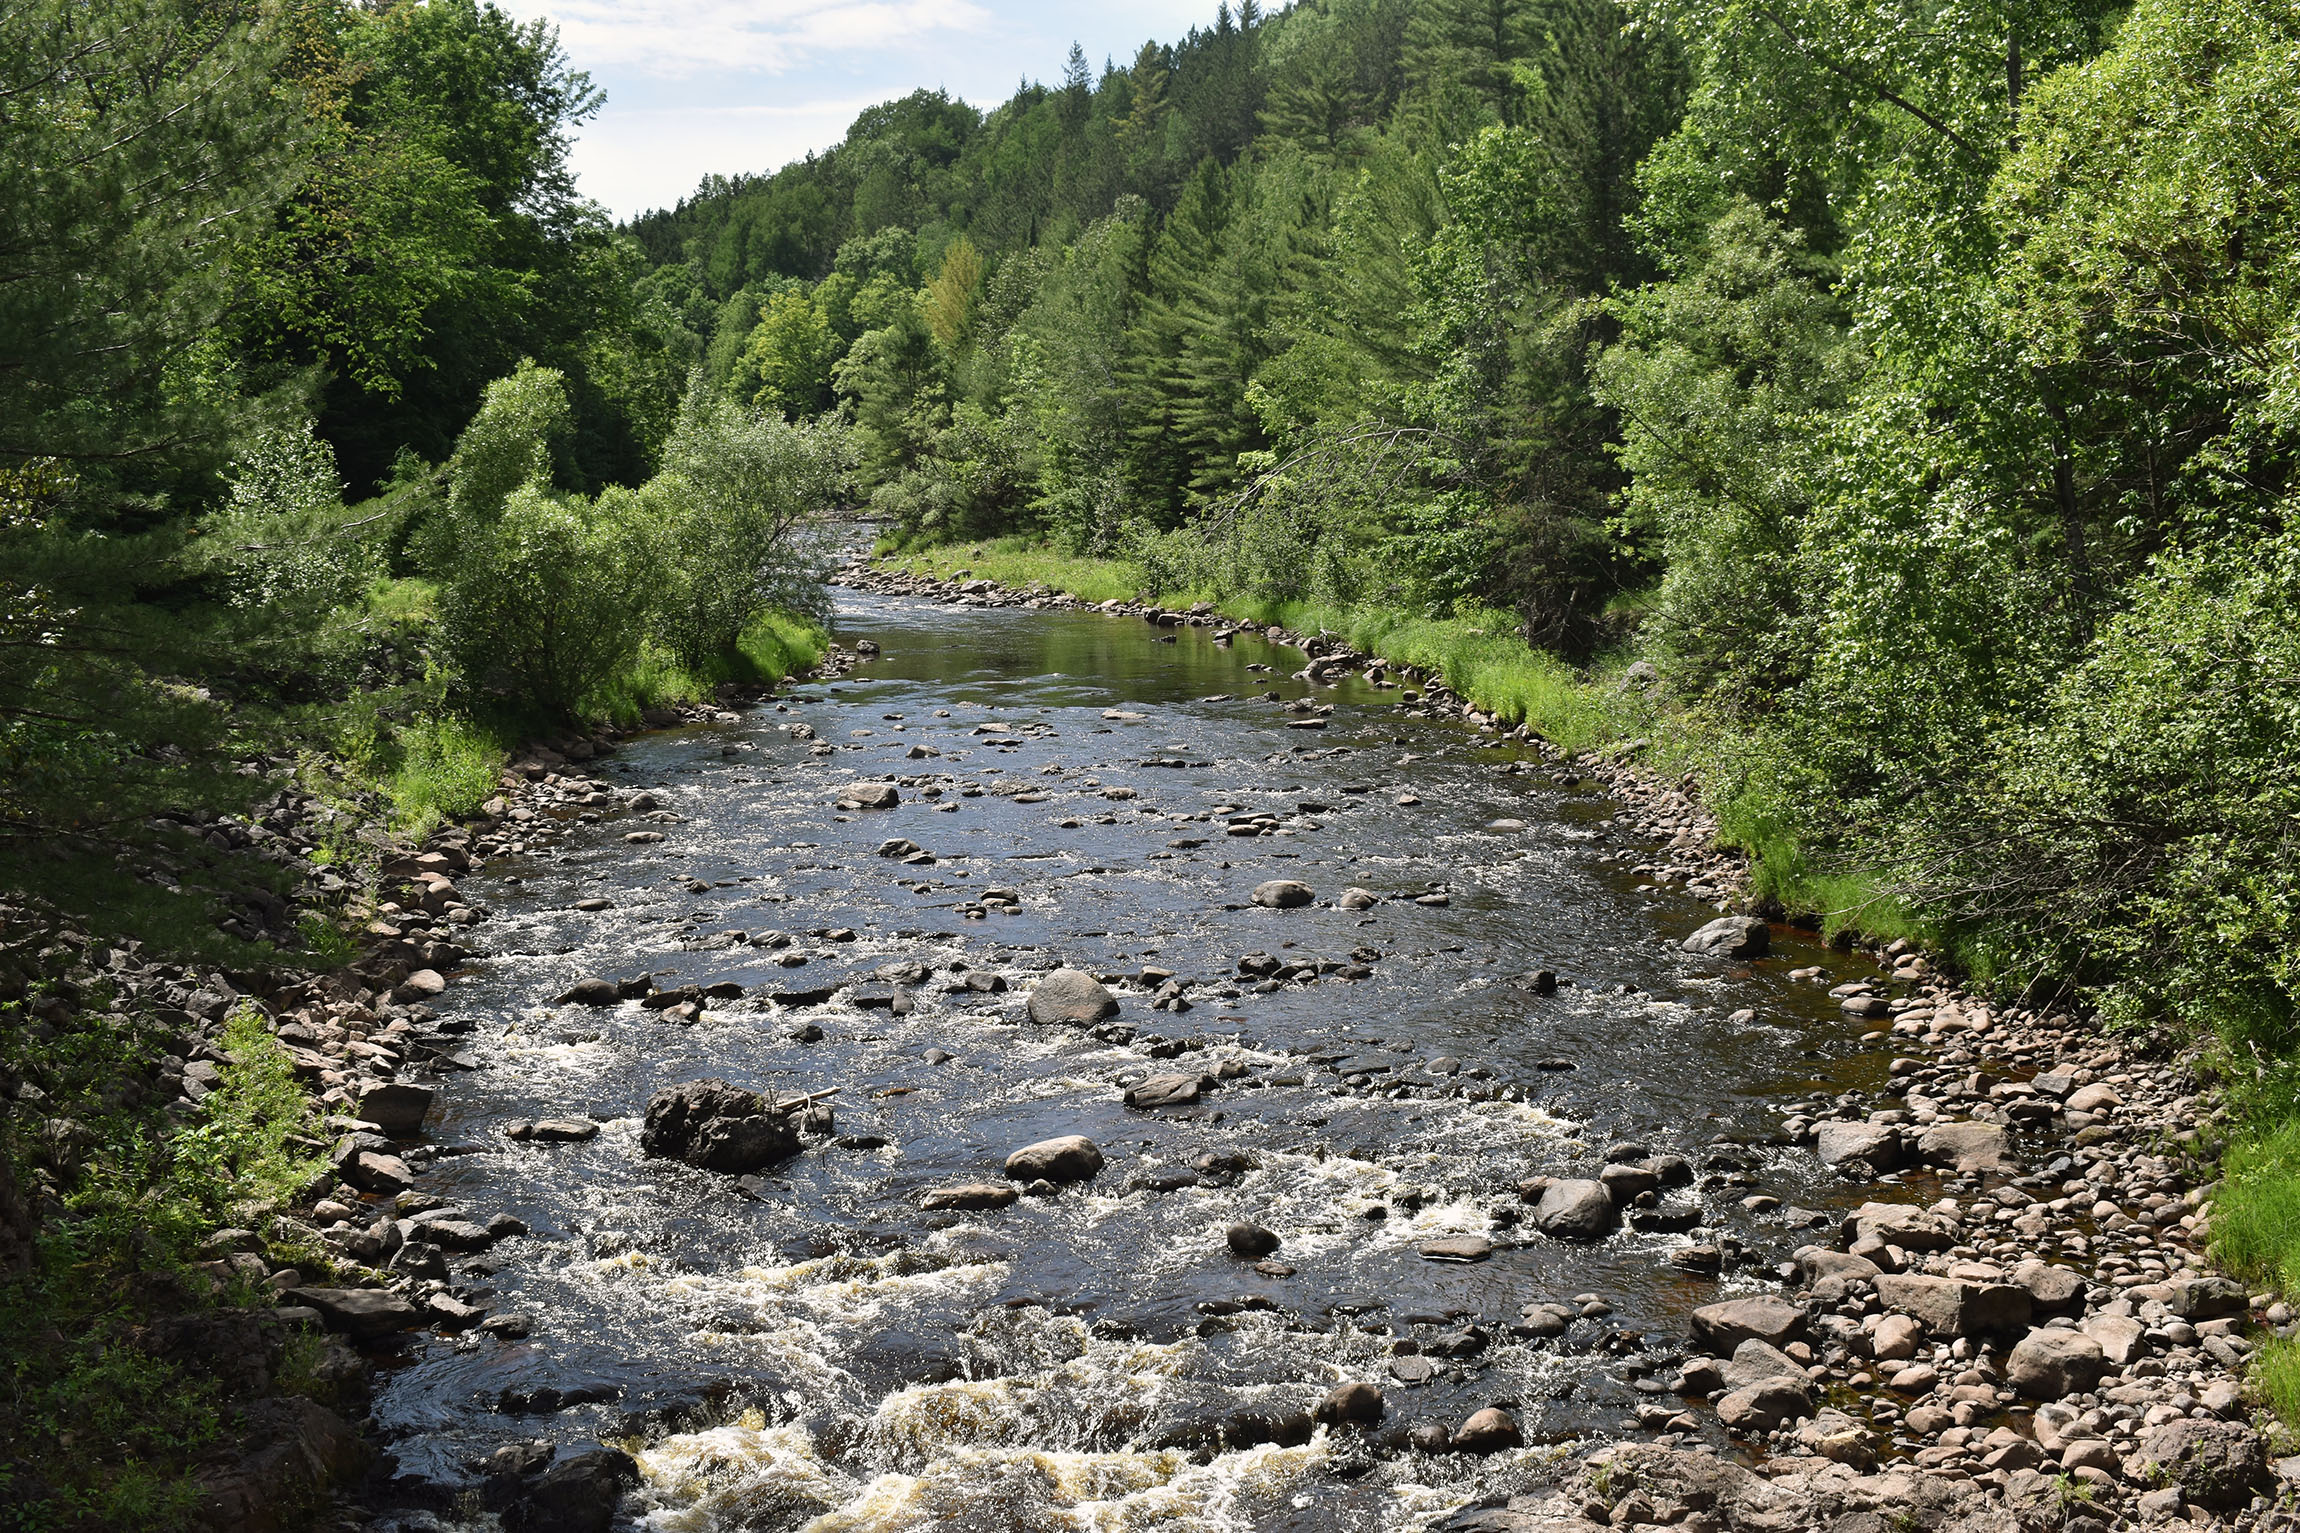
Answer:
[
  {"left": 631, "top": 0, "right": 2300, "bottom": 1112},
  {"left": 7, "top": 0, "right": 2300, "bottom": 1516}
]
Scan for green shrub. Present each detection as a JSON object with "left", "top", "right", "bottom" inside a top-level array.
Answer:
[
  {"left": 642, "top": 388, "right": 851, "bottom": 674},
  {"left": 0, "top": 998, "right": 327, "bottom": 1527},
  {"left": 434, "top": 482, "right": 652, "bottom": 719}
]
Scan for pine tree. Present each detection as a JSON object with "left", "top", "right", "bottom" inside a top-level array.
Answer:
[
  {"left": 0, "top": 0, "right": 304, "bottom": 473},
  {"left": 1402, "top": 0, "right": 1539, "bottom": 121}
]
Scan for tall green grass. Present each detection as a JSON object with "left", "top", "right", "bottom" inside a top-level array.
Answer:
[
  {"left": 385, "top": 715, "right": 507, "bottom": 833},
  {"left": 2213, "top": 1118, "right": 2300, "bottom": 1296}
]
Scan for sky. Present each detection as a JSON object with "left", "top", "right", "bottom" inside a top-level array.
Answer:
[{"left": 491, "top": 0, "right": 1230, "bottom": 221}]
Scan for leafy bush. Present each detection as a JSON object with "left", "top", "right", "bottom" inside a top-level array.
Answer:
[
  {"left": 643, "top": 387, "right": 850, "bottom": 674},
  {"left": 384, "top": 714, "right": 506, "bottom": 833},
  {"left": 1898, "top": 525, "right": 2300, "bottom": 1082},
  {"left": 204, "top": 420, "right": 382, "bottom": 617},
  {"left": 441, "top": 359, "right": 572, "bottom": 528},
  {"left": 434, "top": 482, "right": 652, "bottom": 718}
]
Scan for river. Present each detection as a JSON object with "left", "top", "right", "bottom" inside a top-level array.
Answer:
[{"left": 363, "top": 582, "right": 1888, "bottom": 1532}]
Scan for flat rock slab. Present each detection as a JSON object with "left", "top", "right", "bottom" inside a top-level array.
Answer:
[
  {"left": 343, "top": 1150, "right": 412, "bottom": 1195},
  {"left": 1814, "top": 1120, "right": 1900, "bottom": 1170},
  {"left": 1875, "top": 1273, "right": 2031, "bottom": 1338},
  {"left": 359, "top": 1083, "right": 435, "bottom": 1136},
  {"left": 839, "top": 783, "right": 900, "bottom": 808},
  {"left": 1841, "top": 1200, "right": 1958, "bottom": 1251},
  {"left": 1914, "top": 1119, "right": 2012, "bottom": 1174},
  {"left": 1692, "top": 1297, "right": 1806, "bottom": 1350},
  {"left": 1124, "top": 1072, "right": 1214, "bottom": 1109},
  {"left": 1004, "top": 1135, "right": 1104, "bottom": 1183},
  {"left": 527, "top": 1118, "right": 600, "bottom": 1142},
  {"left": 922, "top": 1182, "right": 1019, "bottom": 1211},
  {"left": 1028, "top": 969, "right": 1118, "bottom": 1025},
  {"left": 1417, "top": 1235, "right": 1494, "bottom": 1262},
  {"left": 283, "top": 1286, "right": 423, "bottom": 1340}
]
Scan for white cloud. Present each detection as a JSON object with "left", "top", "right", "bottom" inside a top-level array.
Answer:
[
  {"left": 500, "top": 0, "right": 993, "bottom": 78},
  {"left": 571, "top": 100, "right": 890, "bottom": 217}
]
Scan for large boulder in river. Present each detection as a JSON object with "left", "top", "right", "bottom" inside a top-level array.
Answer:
[
  {"left": 1028, "top": 969, "right": 1118, "bottom": 1025},
  {"left": 1251, "top": 879, "right": 1315, "bottom": 909},
  {"left": 838, "top": 782, "right": 900, "bottom": 809},
  {"left": 1004, "top": 1135, "right": 1103, "bottom": 1183},
  {"left": 1681, "top": 916, "right": 1769, "bottom": 958},
  {"left": 1534, "top": 1178, "right": 1618, "bottom": 1240},
  {"left": 639, "top": 1079, "right": 799, "bottom": 1174}
]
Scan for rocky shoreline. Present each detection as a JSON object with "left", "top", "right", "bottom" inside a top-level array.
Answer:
[
  {"left": 0, "top": 649, "right": 872, "bottom": 1529},
  {"left": 7, "top": 557, "right": 2281, "bottom": 1533},
  {"left": 838, "top": 553, "right": 2295, "bottom": 1533}
]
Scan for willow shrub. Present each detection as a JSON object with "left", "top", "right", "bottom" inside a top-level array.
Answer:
[{"left": 434, "top": 483, "right": 653, "bottom": 720}]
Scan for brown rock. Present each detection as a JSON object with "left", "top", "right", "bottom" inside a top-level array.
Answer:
[
  {"left": 1003, "top": 1135, "right": 1103, "bottom": 1183},
  {"left": 1691, "top": 1297, "right": 1806, "bottom": 1350},
  {"left": 1452, "top": 1406, "right": 1523, "bottom": 1453},
  {"left": 1875, "top": 1273, "right": 2031, "bottom": 1338},
  {"left": 1315, "top": 1381, "right": 1384, "bottom": 1427}
]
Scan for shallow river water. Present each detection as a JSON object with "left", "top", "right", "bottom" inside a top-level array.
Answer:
[{"left": 368, "top": 585, "right": 1898, "bottom": 1532}]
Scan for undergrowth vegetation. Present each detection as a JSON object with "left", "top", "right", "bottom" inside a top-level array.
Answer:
[{"left": 0, "top": 994, "right": 330, "bottom": 1528}]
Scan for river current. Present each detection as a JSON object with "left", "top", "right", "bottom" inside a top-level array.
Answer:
[{"left": 365, "top": 584, "right": 1884, "bottom": 1532}]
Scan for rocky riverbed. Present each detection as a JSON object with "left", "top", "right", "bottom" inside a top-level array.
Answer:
[{"left": 15, "top": 553, "right": 2288, "bottom": 1533}]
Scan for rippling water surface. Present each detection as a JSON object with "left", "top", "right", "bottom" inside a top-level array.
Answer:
[{"left": 368, "top": 587, "right": 1890, "bottom": 1531}]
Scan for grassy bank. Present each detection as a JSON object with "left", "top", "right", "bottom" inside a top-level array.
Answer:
[
  {"left": 885, "top": 537, "right": 1925, "bottom": 946},
  {"left": 341, "top": 590, "right": 828, "bottom": 838}
]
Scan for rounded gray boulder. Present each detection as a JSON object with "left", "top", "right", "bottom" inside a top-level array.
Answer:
[
  {"left": 1028, "top": 968, "right": 1119, "bottom": 1025},
  {"left": 1681, "top": 915, "right": 1770, "bottom": 958}
]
